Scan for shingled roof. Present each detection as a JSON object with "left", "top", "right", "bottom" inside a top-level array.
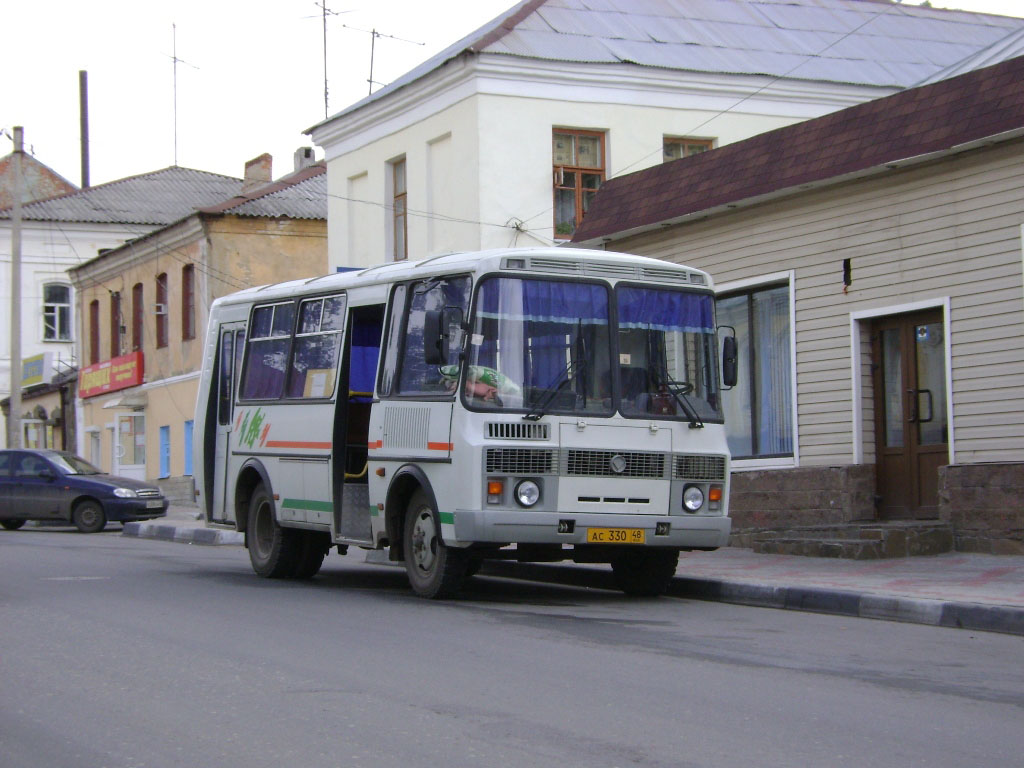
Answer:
[
  {"left": 571, "top": 54, "right": 1024, "bottom": 245},
  {"left": 198, "top": 162, "right": 325, "bottom": 220},
  {"left": 0, "top": 166, "right": 242, "bottom": 226},
  {"left": 310, "top": 0, "right": 1024, "bottom": 131}
]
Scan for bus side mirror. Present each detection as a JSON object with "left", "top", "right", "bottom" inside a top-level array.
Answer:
[
  {"left": 722, "top": 335, "right": 738, "bottom": 388},
  {"left": 424, "top": 307, "right": 464, "bottom": 365}
]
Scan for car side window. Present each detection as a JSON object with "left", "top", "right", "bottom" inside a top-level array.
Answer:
[
  {"left": 0, "top": 452, "right": 9, "bottom": 476},
  {"left": 13, "top": 454, "right": 50, "bottom": 478}
]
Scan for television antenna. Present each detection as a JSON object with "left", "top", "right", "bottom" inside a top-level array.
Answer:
[
  {"left": 167, "top": 23, "right": 200, "bottom": 166},
  {"left": 340, "top": 23, "right": 424, "bottom": 95}
]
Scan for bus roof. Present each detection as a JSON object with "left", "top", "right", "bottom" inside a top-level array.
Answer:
[{"left": 210, "top": 247, "right": 713, "bottom": 309}]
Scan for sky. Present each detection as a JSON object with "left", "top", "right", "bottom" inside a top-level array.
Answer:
[{"left": 3, "top": 0, "right": 1023, "bottom": 188}]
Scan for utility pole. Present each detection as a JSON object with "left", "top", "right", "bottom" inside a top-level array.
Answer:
[
  {"left": 79, "top": 71, "right": 90, "bottom": 188},
  {"left": 7, "top": 126, "right": 23, "bottom": 449}
]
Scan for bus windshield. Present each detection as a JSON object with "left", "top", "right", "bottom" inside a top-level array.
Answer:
[
  {"left": 463, "top": 277, "right": 722, "bottom": 423},
  {"left": 616, "top": 285, "right": 722, "bottom": 423},
  {"left": 464, "top": 277, "right": 613, "bottom": 417}
]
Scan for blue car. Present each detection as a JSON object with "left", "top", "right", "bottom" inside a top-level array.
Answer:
[{"left": 0, "top": 449, "right": 168, "bottom": 533}]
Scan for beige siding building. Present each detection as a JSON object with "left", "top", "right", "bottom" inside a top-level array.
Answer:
[
  {"left": 573, "top": 57, "right": 1024, "bottom": 553},
  {"left": 68, "top": 157, "right": 327, "bottom": 501}
]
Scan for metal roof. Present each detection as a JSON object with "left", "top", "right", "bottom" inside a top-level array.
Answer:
[
  {"left": 0, "top": 166, "right": 242, "bottom": 226},
  {"left": 310, "top": 0, "right": 1024, "bottom": 131},
  {"left": 199, "top": 163, "right": 326, "bottom": 221}
]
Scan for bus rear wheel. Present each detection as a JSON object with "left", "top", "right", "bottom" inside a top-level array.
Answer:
[
  {"left": 403, "top": 489, "right": 468, "bottom": 599},
  {"left": 611, "top": 549, "right": 679, "bottom": 596},
  {"left": 247, "top": 485, "right": 302, "bottom": 578}
]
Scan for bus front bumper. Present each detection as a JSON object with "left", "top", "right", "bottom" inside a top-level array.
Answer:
[{"left": 450, "top": 509, "right": 730, "bottom": 550}]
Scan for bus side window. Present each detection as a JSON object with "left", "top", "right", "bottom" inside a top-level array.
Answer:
[
  {"left": 378, "top": 284, "right": 407, "bottom": 397},
  {"left": 217, "top": 330, "right": 234, "bottom": 425},
  {"left": 396, "top": 277, "right": 470, "bottom": 395}
]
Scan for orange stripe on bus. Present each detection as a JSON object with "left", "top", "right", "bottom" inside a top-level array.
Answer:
[
  {"left": 427, "top": 442, "right": 453, "bottom": 451},
  {"left": 368, "top": 440, "right": 383, "bottom": 449},
  {"left": 264, "top": 440, "right": 332, "bottom": 450}
]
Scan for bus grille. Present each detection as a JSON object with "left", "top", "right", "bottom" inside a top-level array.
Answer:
[
  {"left": 674, "top": 455, "right": 727, "bottom": 481},
  {"left": 564, "top": 450, "right": 666, "bottom": 479},
  {"left": 486, "top": 422, "right": 550, "bottom": 440},
  {"left": 485, "top": 448, "right": 557, "bottom": 475}
]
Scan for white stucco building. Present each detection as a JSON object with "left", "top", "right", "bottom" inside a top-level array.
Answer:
[{"left": 307, "top": 0, "right": 1024, "bottom": 269}]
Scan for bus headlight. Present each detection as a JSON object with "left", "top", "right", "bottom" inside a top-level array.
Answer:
[
  {"left": 682, "top": 485, "right": 704, "bottom": 512},
  {"left": 514, "top": 479, "right": 541, "bottom": 508}
]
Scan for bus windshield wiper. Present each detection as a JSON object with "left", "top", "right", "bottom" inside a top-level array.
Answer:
[
  {"left": 651, "top": 368, "right": 704, "bottom": 429},
  {"left": 524, "top": 359, "right": 583, "bottom": 421}
]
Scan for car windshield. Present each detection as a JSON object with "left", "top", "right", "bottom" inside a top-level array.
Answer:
[
  {"left": 49, "top": 453, "right": 103, "bottom": 475},
  {"left": 616, "top": 285, "right": 723, "bottom": 423},
  {"left": 463, "top": 277, "right": 613, "bottom": 417}
]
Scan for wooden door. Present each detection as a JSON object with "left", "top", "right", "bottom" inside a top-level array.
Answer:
[{"left": 872, "top": 310, "right": 949, "bottom": 518}]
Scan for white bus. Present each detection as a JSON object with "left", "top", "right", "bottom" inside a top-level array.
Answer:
[{"left": 194, "top": 247, "right": 737, "bottom": 598}]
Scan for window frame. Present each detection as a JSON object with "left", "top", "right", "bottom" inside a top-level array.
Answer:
[
  {"left": 110, "top": 291, "right": 122, "bottom": 359},
  {"left": 182, "top": 264, "right": 195, "bottom": 341},
  {"left": 155, "top": 273, "right": 169, "bottom": 349},
  {"left": 132, "top": 282, "right": 144, "bottom": 351},
  {"left": 392, "top": 158, "right": 408, "bottom": 262},
  {"left": 552, "top": 129, "right": 606, "bottom": 240},
  {"left": 663, "top": 136, "right": 713, "bottom": 162},
  {"left": 715, "top": 272, "right": 798, "bottom": 468},
  {"left": 42, "top": 283, "right": 72, "bottom": 342},
  {"left": 89, "top": 299, "right": 100, "bottom": 364}
]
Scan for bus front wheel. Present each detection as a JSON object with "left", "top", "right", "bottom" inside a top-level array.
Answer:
[
  {"left": 611, "top": 549, "right": 679, "bottom": 596},
  {"left": 403, "top": 489, "right": 467, "bottom": 599},
  {"left": 247, "top": 485, "right": 301, "bottom": 578}
]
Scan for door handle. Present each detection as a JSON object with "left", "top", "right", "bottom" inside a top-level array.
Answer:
[
  {"left": 917, "top": 388, "right": 934, "bottom": 423},
  {"left": 906, "top": 389, "right": 934, "bottom": 424}
]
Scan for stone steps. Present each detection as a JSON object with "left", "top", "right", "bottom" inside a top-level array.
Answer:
[{"left": 733, "top": 521, "right": 954, "bottom": 559}]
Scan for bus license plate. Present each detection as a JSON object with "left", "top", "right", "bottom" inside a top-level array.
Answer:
[{"left": 586, "top": 527, "right": 645, "bottom": 544}]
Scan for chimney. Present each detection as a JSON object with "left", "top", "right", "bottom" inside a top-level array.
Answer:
[
  {"left": 294, "top": 146, "right": 316, "bottom": 172},
  {"left": 242, "top": 153, "right": 272, "bottom": 193}
]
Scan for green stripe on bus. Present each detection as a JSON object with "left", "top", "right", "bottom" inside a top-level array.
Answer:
[
  {"left": 281, "top": 498, "right": 333, "bottom": 513},
  {"left": 439, "top": 511, "right": 455, "bottom": 525},
  {"left": 369, "top": 506, "right": 379, "bottom": 517}
]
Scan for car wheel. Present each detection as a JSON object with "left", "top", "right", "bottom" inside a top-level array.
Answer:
[
  {"left": 72, "top": 500, "right": 107, "bottom": 534},
  {"left": 1, "top": 519, "right": 26, "bottom": 531},
  {"left": 247, "top": 485, "right": 302, "bottom": 578},
  {"left": 403, "top": 489, "right": 468, "bottom": 599},
  {"left": 611, "top": 549, "right": 679, "bottom": 596}
]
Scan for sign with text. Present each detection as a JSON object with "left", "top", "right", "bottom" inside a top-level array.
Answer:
[
  {"left": 21, "top": 352, "right": 55, "bottom": 387},
  {"left": 79, "top": 351, "right": 145, "bottom": 399}
]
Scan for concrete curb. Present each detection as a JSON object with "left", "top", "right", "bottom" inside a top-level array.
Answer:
[
  {"left": 672, "top": 577, "right": 1024, "bottom": 637},
  {"left": 122, "top": 521, "right": 243, "bottom": 546}
]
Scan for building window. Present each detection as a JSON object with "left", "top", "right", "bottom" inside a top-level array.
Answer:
[
  {"left": 110, "top": 291, "right": 122, "bottom": 359},
  {"left": 89, "top": 299, "right": 100, "bottom": 364},
  {"left": 553, "top": 129, "right": 605, "bottom": 239},
  {"left": 155, "top": 273, "right": 168, "bottom": 348},
  {"left": 716, "top": 284, "right": 793, "bottom": 459},
  {"left": 132, "top": 283, "right": 144, "bottom": 351},
  {"left": 42, "top": 284, "right": 72, "bottom": 341},
  {"left": 663, "top": 137, "right": 713, "bottom": 161},
  {"left": 182, "top": 264, "right": 195, "bottom": 340},
  {"left": 392, "top": 159, "right": 407, "bottom": 261}
]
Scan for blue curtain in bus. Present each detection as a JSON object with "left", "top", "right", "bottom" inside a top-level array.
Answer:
[
  {"left": 349, "top": 321, "right": 380, "bottom": 399},
  {"left": 477, "top": 279, "right": 608, "bottom": 324},
  {"left": 617, "top": 287, "right": 714, "bottom": 333}
]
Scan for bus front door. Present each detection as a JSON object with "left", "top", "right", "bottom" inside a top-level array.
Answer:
[{"left": 213, "top": 323, "right": 245, "bottom": 523}]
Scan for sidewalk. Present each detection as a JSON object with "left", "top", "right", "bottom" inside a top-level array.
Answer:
[{"left": 124, "top": 505, "right": 1024, "bottom": 636}]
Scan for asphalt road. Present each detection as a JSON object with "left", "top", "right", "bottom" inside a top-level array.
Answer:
[{"left": 2, "top": 528, "right": 1023, "bottom": 768}]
